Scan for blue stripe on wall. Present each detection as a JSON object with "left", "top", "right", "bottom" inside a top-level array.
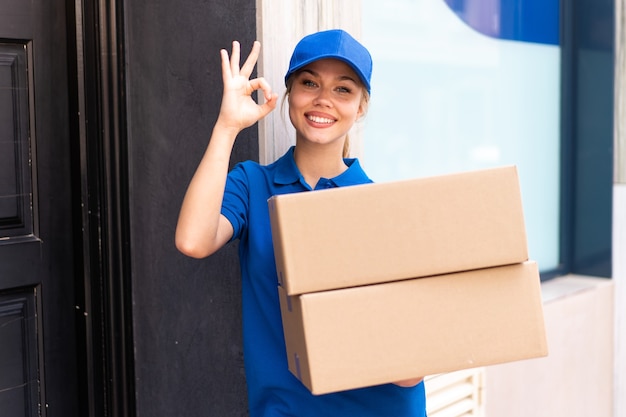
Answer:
[{"left": 443, "top": 0, "right": 559, "bottom": 45}]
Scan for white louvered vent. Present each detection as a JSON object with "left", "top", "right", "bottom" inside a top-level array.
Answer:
[{"left": 424, "top": 368, "right": 485, "bottom": 417}]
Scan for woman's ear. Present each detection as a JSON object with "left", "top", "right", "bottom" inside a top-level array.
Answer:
[
  {"left": 357, "top": 99, "right": 368, "bottom": 120},
  {"left": 357, "top": 89, "right": 369, "bottom": 120}
]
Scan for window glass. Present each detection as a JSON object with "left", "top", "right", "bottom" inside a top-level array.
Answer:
[{"left": 362, "top": 0, "right": 561, "bottom": 271}]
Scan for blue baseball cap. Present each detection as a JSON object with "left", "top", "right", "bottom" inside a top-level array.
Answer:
[{"left": 284, "top": 29, "right": 373, "bottom": 94}]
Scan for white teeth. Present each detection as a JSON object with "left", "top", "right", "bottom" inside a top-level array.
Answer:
[{"left": 308, "top": 115, "right": 334, "bottom": 124}]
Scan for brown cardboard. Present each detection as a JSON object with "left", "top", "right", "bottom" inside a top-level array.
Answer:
[
  {"left": 279, "top": 261, "right": 547, "bottom": 395},
  {"left": 269, "top": 166, "right": 528, "bottom": 295}
]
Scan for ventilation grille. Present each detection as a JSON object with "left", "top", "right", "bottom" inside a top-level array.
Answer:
[{"left": 425, "top": 368, "right": 485, "bottom": 417}]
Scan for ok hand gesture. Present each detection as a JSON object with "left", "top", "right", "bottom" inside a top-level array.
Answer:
[{"left": 217, "top": 40, "right": 278, "bottom": 133}]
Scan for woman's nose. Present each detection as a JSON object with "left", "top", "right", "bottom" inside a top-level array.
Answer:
[{"left": 312, "top": 87, "right": 332, "bottom": 106}]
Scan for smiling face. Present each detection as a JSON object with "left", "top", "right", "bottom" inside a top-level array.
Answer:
[{"left": 287, "top": 59, "right": 367, "bottom": 150}]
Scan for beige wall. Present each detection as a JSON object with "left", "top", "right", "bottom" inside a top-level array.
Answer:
[
  {"left": 484, "top": 277, "right": 615, "bottom": 417},
  {"left": 483, "top": 188, "right": 625, "bottom": 417},
  {"left": 615, "top": 186, "right": 626, "bottom": 417}
]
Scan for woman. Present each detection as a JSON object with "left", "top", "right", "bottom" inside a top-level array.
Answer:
[{"left": 176, "top": 29, "right": 426, "bottom": 417}]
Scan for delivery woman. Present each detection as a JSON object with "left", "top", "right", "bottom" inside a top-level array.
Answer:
[{"left": 175, "top": 29, "right": 426, "bottom": 417}]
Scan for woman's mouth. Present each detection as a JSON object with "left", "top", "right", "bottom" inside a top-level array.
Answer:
[{"left": 307, "top": 114, "right": 336, "bottom": 125}]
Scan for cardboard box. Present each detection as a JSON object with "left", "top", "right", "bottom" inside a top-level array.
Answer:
[
  {"left": 269, "top": 166, "right": 528, "bottom": 295},
  {"left": 279, "top": 261, "right": 547, "bottom": 395}
]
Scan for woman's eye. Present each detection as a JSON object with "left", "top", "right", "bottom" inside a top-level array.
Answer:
[
  {"left": 336, "top": 86, "right": 352, "bottom": 93},
  {"left": 303, "top": 79, "right": 317, "bottom": 88}
]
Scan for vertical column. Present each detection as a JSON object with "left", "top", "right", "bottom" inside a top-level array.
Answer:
[
  {"left": 614, "top": 1, "right": 626, "bottom": 416},
  {"left": 256, "top": 0, "right": 363, "bottom": 164}
]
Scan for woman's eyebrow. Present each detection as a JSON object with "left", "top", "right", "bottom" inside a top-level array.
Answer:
[
  {"left": 299, "top": 68, "right": 358, "bottom": 84},
  {"left": 338, "top": 75, "right": 358, "bottom": 84},
  {"left": 299, "top": 68, "right": 317, "bottom": 77}
]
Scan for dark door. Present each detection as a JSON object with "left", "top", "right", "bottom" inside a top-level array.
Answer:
[{"left": 0, "top": 1, "right": 79, "bottom": 416}]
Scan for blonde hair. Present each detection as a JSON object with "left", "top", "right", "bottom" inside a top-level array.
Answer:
[{"left": 283, "top": 74, "right": 370, "bottom": 158}]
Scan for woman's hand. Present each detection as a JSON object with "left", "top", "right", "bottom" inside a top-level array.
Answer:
[
  {"left": 393, "top": 377, "right": 424, "bottom": 387},
  {"left": 217, "top": 40, "right": 278, "bottom": 133}
]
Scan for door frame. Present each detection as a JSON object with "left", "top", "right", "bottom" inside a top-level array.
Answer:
[{"left": 69, "top": 1, "right": 135, "bottom": 416}]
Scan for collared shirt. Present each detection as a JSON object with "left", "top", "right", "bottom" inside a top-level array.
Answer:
[{"left": 221, "top": 146, "right": 426, "bottom": 417}]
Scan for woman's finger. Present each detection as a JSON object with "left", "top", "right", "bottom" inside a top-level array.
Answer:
[
  {"left": 240, "top": 41, "right": 261, "bottom": 78},
  {"left": 220, "top": 48, "right": 232, "bottom": 82},
  {"left": 249, "top": 77, "right": 273, "bottom": 102},
  {"left": 230, "top": 40, "right": 241, "bottom": 76}
]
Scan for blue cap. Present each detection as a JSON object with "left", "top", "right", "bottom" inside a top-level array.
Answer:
[{"left": 285, "top": 29, "right": 373, "bottom": 94}]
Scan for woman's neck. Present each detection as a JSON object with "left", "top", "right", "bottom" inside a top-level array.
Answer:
[{"left": 293, "top": 142, "right": 348, "bottom": 189}]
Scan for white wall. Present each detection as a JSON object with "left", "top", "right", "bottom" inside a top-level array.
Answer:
[
  {"left": 484, "top": 2, "right": 626, "bottom": 415},
  {"left": 613, "top": 3, "right": 625, "bottom": 408},
  {"left": 255, "top": 0, "right": 363, "bottom": 165},
  {"left": 256, "top": 3, "right": 626, "bottom": 416}
]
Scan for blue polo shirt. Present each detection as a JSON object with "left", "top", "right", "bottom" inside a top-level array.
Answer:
[{"left": 221, "top": 146, "right": 426, "bottom": 417}]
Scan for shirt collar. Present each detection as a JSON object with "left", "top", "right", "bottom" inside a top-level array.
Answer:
[{"left": 273, "top": 146, "right": 371, "bottom": 187}]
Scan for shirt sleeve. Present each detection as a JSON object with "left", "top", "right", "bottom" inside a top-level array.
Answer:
[{"left": 221, "top": 162, "right": 250, "bottom": 242}]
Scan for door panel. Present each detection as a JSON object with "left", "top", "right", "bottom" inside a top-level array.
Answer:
[
  {"left": 0, "top": 43, "right": 35, "bottom": 238},
  {"left": 0, "top": 41, "right": 40, "bottom": 291},
  {"left": 0, "top": 1, "right": 79, "bottom": 416},
  {"left": 0, "top": 290, "right": 39, "bottom": 417}
]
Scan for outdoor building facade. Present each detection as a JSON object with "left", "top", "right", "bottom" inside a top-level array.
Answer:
[{"left": 0, "top": 1, "right": 624, "bottom": 417}]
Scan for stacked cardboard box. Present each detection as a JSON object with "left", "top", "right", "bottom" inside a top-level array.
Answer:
[{"left": 268, "top": 166, "right": 548, "bottom": 395}]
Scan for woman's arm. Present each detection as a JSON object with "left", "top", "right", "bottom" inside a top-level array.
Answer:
[{"left": 175, "top": 41, "right": 277, "bottom": 258}]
